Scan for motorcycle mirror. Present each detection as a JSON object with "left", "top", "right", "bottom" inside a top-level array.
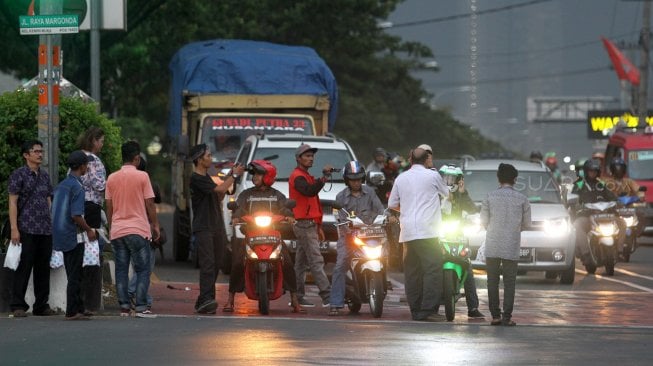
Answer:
[
  {"left": 331, "top": 202, "right": 343, "bottom": 210},
  {"left": 227, "top": 201, "right": 239, "bottom": 211},
  {"left": 366, "top": 171, "right": 385, "bottom": 186},
  {"left": 285, "top": 199, "right": 296, "bottom": 209}
]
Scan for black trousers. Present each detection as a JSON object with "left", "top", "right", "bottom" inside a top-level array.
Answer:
[
  {"left": 403, "top": 238, "right": 443, "bottom": 320},
  {"left": 10, "top": 233, "right": 52, "bottom": 313},
  {"left": 486, "top": 257, "right": 518, "bottom": 320},
  {"left": 229, "top": 240, "right": 297, "bottom": 293},
  {"left": 63, "top": 243, "right": 85, "bottom": 317},
  {"left": 82, "top": 201, "right": 102, "bottom": 312},
  {"left": 196, "top": 231, "right": 223, "bottom": 307}
]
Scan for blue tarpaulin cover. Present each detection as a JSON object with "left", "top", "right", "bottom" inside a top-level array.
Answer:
[{"left": 168, "top": 39, "right": 338, "bottom": 137}]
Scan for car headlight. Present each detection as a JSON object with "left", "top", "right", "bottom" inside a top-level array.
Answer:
[
  {"left": 361, "top": 245, "right": 382, "bottom": 260},
  {"left": 623, "top": 216, "right": 638, "bottom": 227},
  {"left": 255, "top": 216, "right": 272, "bottom": 227},
  {"left": 543, "top": 218, "right": 570, "bottom": 236},
  {"left": 441, "top": 220, "right": 460, "bottom": 236},
  {"left": 598, "top": 223, "right": 616, "bottom": 237}
]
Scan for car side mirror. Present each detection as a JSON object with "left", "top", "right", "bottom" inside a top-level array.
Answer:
[
  {"left": 227, "top": 201, "right": 239, "bottom": 211},
  {"left": 285, "top": 199, "right": 296, "bottom": 209}
]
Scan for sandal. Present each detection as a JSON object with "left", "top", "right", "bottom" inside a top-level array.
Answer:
[
  {"left": 222, "top": 303, "right": 234, "bottom": 313},
  {"left": 491, "top": 318, "right": 502, "bottom": 325},
  {"left": 328, "top": 307, "right": 342, "bottom": 316}
]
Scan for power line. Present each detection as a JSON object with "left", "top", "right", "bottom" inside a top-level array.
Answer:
[{"left": 388, "top": 0, "right": 552, "bottom": 29}]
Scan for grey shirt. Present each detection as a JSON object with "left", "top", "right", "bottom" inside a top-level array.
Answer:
[
  {"left": 481, "top": 185, "right": 531, "bottom": 261},
  {"left": 335, "top": 185, "right": 385, "bottom": 225}
]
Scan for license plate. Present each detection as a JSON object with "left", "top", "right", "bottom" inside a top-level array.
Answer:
[
  {"left": 357, "top": 228, "right": 385, "bottom": 238},
  {"left": 519, "top": 248, "right": 533, "bottom": 262},
  {"left": 287, "top": 240, "right": 329, "bottom": 252}
]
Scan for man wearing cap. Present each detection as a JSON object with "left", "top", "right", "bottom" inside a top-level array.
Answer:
[
  {"left": 106, "top": 141, "right": 160, "bottom": 318},
  {"left": 52, "top": 151, "right": 97, "bottom": 320},
  {"left": 366, "top": 147, "right": 387, "bottom": 173},
  {"left": 388, "top": 144, "right": 449, "bottom": 322},
  {"left": 289, "top": 143, "right": 334, "bottom": 307},
  {"left": 189, "top": 143, "right": 245, "bottom": 314}
]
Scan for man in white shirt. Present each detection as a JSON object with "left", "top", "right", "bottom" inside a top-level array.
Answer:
[{"left": 388, "top": 144, "right": 449, "bottom": 322}]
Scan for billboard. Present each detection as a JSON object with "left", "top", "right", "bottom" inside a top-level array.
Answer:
[{"left": 587, "top": 110, "right": 653, "bottom": 139}]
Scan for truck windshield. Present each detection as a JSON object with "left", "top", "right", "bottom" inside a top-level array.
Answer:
[
  {"left": 201, "top": 115, "right": 315, "bottom": 163},
  {"left": 628, "top": 149, "right": 653, "bottom": 180},
  {"left": 464, "top": 170, "right": 562, "bottom": 204},
  {"left": 252, "top": 147, "right": 355, "bottom": 182}
]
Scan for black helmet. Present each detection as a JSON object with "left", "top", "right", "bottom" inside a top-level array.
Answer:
[
  {"left": 343, "top": 161, "right": 366, "bottom": 182},
  {"left": 609, "top": 157, "right": 627, "bottom": 177},
  {"left": 529, "top": 151, "right": 543, "bottom": 162},
  {"left": 583, "top": 159, "right": 601, "bottom": 176}
]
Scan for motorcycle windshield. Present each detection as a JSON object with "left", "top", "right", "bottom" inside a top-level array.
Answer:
[{"left": 584, "top": 201, "right": 616, "bottom": 211}]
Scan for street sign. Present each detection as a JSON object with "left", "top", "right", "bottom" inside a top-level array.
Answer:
[{"left": 19, "top": 15, "right": 79, "bottom": 35}]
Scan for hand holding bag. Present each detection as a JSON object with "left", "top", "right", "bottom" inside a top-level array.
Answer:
[
  {"left": 475, "top": 240, "right": 486, "bottom": 263},
  {"left": 50, "top": 250, "right": 64, "bottom": 269},
  {"left": 4, "top": 243, "right": 22, "bottom": 270},
  {"left": 83, "top": 239, "right": 100, "bottom": 267}
]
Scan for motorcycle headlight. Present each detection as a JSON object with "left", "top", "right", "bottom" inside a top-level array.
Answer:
[
  {"left": 441, "top": 220, "right": 460, "bottom": 236},
  {"left": 459, "top": 247, "right": 470, "bottom": 258},
  {"left": 623, "top": 216, "right": 638, "bottom": 227},
  {"left": 543, "top": 218, "right": 570, "bottom": 236},
  {"left": 598, "top": 223, "right": 616, "bottom": 237},
  {"left": 361, "top": 245, "right": 382, "bottom": 260},
  {"left": 254, "top": 216, "right": 272, "bottom": 227},
  {"left": 353, "top": 236, "right": 366, "bottom": 247}
]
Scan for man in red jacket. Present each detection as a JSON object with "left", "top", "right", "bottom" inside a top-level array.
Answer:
[{"left": 289, "top": 144, "right": 334, "bottom": 308}]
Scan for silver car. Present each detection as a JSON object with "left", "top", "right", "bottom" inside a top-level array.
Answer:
[{"left": 461, "top": 159, "right": 576, "bottom": 284}]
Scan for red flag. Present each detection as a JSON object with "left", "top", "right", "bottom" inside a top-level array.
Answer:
[
  {"left": 601, "top": 36, "right": 640, "bottom": 86},
  {"left": 27, "top": 0, "right": 35, "bottom": 16}
]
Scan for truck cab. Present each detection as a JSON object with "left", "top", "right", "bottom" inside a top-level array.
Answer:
[{"left": 604, "top": 127, "right": 653, "bottom": 234}]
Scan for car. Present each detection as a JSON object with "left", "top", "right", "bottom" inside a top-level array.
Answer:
[
  {"left": 461, "top": 159, "right": 576, "bottom": 284},
  {"left": 222, "top": 133, "right": 357, "bottom": 267}
]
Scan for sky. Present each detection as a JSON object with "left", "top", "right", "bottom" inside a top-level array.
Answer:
[{"left": 386, "top": 0, "right": 647, "bottom": 165}]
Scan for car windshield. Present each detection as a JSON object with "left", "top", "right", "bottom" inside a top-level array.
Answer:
[
  {"left": 464, "top": 170, "right": 562, "bottom": 204},
  {"left": 252, "top": 147, "right": 355, "bottom": 182},
  {"left": 628, "top": 149, "right": 653, "bottom": 180}
]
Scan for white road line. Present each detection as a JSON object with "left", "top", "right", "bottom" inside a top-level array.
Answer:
[
  {"left": 575, "top": 269, "right": 653, "bottom": 293},
  {"left": 614, "top": 268, "right": 653, "bottom": 281}
]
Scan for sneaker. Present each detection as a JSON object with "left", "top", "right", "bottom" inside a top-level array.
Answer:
[
  {"left": 120, "top": 309, "right": 131, "bottom": 317},
  {"left": 490, "top": 317, "right": 502, "bottom": 326},
  {"left": 468, "top": 309, "right": 486, "bottom": 319},
  {"left": 11, "top": 309, "right": 27, "bottom": 318},
  {"left": 321, "top": 298, "right": 330, "bottom": 308},
  {"left": 196, "top": 299, "right": 218, "bottom": 314},
  {"left": 297, "top": 297, "right": 315, "bottom": 308},
  {"left": 136, "top": 310, "right": 157, "bottom": 319}
]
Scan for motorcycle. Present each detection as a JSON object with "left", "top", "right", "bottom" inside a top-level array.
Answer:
[
  {"left": 439, "top": 219, "right": 471, "bottom": 322},
  {"left": 227, "top": 200, "right": 295, "bottom": 315},
  {"left": 581, "top": 201, "right": 620, "bottom": 276},
  {"left": 617, "top": 195, "right": 640, "bottom": 263},
  {"left": 335, "top": 207, "right": 388, "bottom": 318}
]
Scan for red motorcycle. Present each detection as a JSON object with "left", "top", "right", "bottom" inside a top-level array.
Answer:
[{"left": 228, "top": 200, "right": 294, "bottom": 315}]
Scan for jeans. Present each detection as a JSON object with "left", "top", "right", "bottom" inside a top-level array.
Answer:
[
  {"left": 330, "top": 235, "right": 354, "bottom": 308},
  {"left": 464, "top": 268, "right": 480, "bottom": 311},
  {"left": 486, "top": 257, "right": 518, "bottom": 320},
  {"left": 196, "top": 230, "right": 223, "bottom": 307},
  {"left": 63, "top": 243, "right": 85, "bottom": 317},
  {"left": 10, "top": 233, "right": 52, "bottom": 313},
  {"left": 403, "top": 238, "right": 443, "bottom": 320},
  {"left": 293, "top": 222, "right": 331, "bottom": 301},
  {"left": 112, "top": 234, "right": 151, "bottom": 312},
  {"left": 128, "top": 244, "right": 155, "bottom": 306}
]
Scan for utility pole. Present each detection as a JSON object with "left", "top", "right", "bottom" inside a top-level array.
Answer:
[
  {"left": 638, "top": 0, "right": 651, "bottom": 128},
  {"left": 90, "top": 0, "right": 101, "bottom": 109}
]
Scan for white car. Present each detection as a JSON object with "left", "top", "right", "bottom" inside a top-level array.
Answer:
[
  {"left": 223, "top": 134, "right": 357, "bottom": 265},
  {"left": 462, "top": 159, "right": 576, "bottom": 284}
]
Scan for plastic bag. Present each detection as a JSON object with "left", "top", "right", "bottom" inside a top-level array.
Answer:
[
  {"left": 475, "top": 240, "right": 486, "bottom": 263},
  {"left": 83, "top": 239, "right": 100, "bottom": 267},
  {"left": 4, "top": 243, "right": 22, "bottom": 270},
  {"left": 50, "top": 250, "right": 64, "bottom": 269}
]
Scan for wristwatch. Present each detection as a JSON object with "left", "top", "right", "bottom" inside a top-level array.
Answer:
[{"left": 231, "top": 173, "right": 239, "bottom": 179}]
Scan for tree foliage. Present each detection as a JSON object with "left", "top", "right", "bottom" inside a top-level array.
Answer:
[
  {"left": 0, "top": 89, "right": 121, "bottom": 216},
  {"left": 0, "top": 0, "right": 504, "bottom": 168}
]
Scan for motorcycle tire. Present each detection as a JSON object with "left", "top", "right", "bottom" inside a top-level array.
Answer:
[
  {"left": 368, "top": 272, "right": 385, "bottom": 318},
  {"left": 623, "top": 236, "right": 635, "bottom": 263},
  {"left": 585, "top": 263, "right": 597, "bottom": 274},
  {"left": 559, "top": 258, "right": 575, "bottom": 285},
  {"left": 257, "top": 271, "right": 270, "bottom": 315},
  {"left": 604, "top": 249, "right": 615, "bottom": 276},
  {"left": 443, "top": 270, "right": 457, "bottom": 322},
  {"left": 346, "top": 284, "right": 362, "bottom": 314}
]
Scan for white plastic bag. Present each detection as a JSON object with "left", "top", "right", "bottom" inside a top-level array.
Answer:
[
  {"left": 50, "top": 250, "right": 64, "bottom": 269},
  {"left": 83, "top": 239, "right": 100, "bottom": 267},
  {"left": 3, "top": 243, "right": 22, "bottom": 270},
  {"left": 475, "top": 240, "right": 486, "bottom": 263}
]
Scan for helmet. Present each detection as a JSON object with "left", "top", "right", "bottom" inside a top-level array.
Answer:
[
  {"left": 373, "top": 147, "right": 387, "bottom": 158},
  {"left": 385, "top": 152, "right": 403, "bottom": 173},
  {"left": 609, "top": 157, "right": 627, "bottom": 178},
  {"left": 529, "top": 151, "right": 543, "bottom": 162},
  {"left": 574, "top": 158, "right": 587, "bottom": 178},
  {"left": 343, "top": 161, "right": 366, "bottom": 183},
  {"left": 439, "top": 165, "right": 463, "bottom": 192},
  {"left": 582, "top": 159, "right": 601, "bottom": 177},
  {"left": 545, "top": 156, "right": 557, "bottom": 168},
  {"left": 248, "top": 159, "right": 277, "bottom": 186}
]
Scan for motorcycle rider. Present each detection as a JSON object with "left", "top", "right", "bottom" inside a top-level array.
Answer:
[
  {"left": 438, "top": 165, "right": 486, "bottom": 319},
  {"left": 329, "top": 161, "right": 386, "bottom": 316},
  {"left": 366, "top": 147, "right": 387, "bottom": 173},
  {"left": 544, "top": 153, "right": 562, "bottom": 184},
  {"left": 225, "top": 160, "right": 302, "bottom": 313},
  {"left": 529, "top": 151, "right": 543, "bottom": 164},
  {"left": 603, "top": 157, "right": 645, "bottom": 238},
  {"left": 572, "top": 159, "right": 626, "bottom": 268}
]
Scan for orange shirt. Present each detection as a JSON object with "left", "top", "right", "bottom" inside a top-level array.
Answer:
[{"left": 105, "top": 165, "right": 155, "bottom": 240}]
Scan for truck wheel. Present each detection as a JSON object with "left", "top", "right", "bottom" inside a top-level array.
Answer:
[{"left": 173, "top": 208, "right": 190, "bottom": 262}]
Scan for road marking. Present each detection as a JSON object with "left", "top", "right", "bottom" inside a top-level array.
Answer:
[
  {"left": 575, "top": 269, "right": 653, "bottom": 293},
  {"left": 614, "top": 268, "right": 653, "bottom": 281}
]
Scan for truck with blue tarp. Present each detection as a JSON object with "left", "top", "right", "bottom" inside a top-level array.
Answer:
[{"left": 168, "top": 39, "right": 338, "bottom": 261}]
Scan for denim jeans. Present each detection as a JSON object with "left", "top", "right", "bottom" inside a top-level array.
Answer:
[
  {"left": 464, "top": 267, "right": 480, "bottom": 311},
  {"left": 112, "top": 234, "right": 151, "bottom": 312},
  {"left": 128, "top": 244, "right": 155, "bottom": 306},
  {"left": 330, "top": 234, "right": 354, "bottom": 308}
]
